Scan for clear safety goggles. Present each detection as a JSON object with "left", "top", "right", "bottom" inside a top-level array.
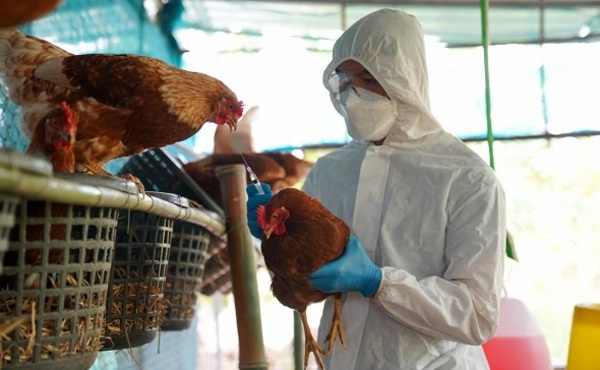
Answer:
[
  {"left": 328, "top": 70, "right": 386, "bottom": 97},
  {"left": 328, "top": 70, "right": 370, "bottom": 93}
]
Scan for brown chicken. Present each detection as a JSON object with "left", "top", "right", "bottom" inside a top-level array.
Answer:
[
  {"left": 0, "top": 27, "right": 243, "bottom": 179},
  {"left": 0, "top": 0, "right": 61, "bottom": 27},
  {"left": 5, "top": 102, "right": 78, "bottom": 289},
  {"left": 256, "top": 188, "right": 349, "bottom": 369},
  {"left": 27, "top": 101, "right": 78, "bottom": 172},
  {"left": 183, "top": 152, "right": 313, "bottom": 207}
]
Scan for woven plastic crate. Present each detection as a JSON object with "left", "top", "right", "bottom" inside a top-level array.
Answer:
[
  {"left": 0, "top": 149, "right": 53, "bottom": 275},
  {"left": 161, "top": 221, "right": 210, "bottom": 330},
  {"left": 102, "top": 202, "right": 173, "bottom": 350},
  {"left": 0, "top": 199, "right": 119, "bottom": 370},
  {"left": 147, "top": 192, "right": 211, "bottom": 331},
  {"left": 0, "top": 194, "right": 19, "bottom": 274},
  {"left": 118, "top": 148, "right": 224, "bottom": 217}
]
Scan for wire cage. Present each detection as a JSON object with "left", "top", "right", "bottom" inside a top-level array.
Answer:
[
  {"left": 102, "top": 207, "right": 173, "bottom": 350},
  {"left": 0, "top": 199, "right": 119, "bottom": 370}
]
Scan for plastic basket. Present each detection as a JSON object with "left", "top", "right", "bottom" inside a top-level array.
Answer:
[
  {"left": 141, "top": 192, "right": 211, "bottom": 331},
  {"left": 0, "top": 199, "right": 119, "bottom": 370},
  {"left": 162, "top": 220, "right": 210, "bottom": 331},
  {"left": 0, "top": 194, "right": 19, "bottom": 274},
  {"left": 102, "top": 206, "right": 173, "bottom": 350},
  {"left": 0, "top": 149, "right": 53, "bottom": 275},
  {"left": 118, "top": 148, "right": 224, "bottom": 217}
]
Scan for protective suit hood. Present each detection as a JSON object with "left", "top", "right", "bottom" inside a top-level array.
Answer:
[{"left": 323, "top": 9, "right": 443, "bottom": 143}]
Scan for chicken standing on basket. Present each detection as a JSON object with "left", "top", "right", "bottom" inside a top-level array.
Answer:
[
  {"left": 3, "top": 102, "right": 78, "bottom": 289},
  {"left": 0, "top": 28, "right": 244, "bottom": 184},
  {"left": 255, "top": 187, "right": 348, "bottom": 369}
]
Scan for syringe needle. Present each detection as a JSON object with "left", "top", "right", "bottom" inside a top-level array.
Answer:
[{"left": 240, "top": 153, "right": 264, "bottom": 194}]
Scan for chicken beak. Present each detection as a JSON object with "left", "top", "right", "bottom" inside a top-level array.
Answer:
[
  {"left": 227, "top": 117, "right": 237, "bottom": 132},
  {"left": 263, "top": 226, "right": 273, "bottom": 240}
]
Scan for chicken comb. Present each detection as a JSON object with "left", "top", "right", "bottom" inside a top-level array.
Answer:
[
  {"left": 60, "top": 101, "right": 74, "bottom": 129},
  {"left": 237, "top": 101, "right": 245, "bottom": 117}
]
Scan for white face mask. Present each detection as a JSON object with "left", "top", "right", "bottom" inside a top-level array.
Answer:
[{"left": 338, "top": 87, "right": 397, "bottom": 141}]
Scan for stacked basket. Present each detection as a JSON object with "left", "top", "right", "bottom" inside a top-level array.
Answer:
[
  {"left": 0, "top": 149, "right": 52, "bottom": 274},
  {"left": 102, "top": 204, "right": 173, "bottom": 350},
  {"left": 150, "top": 192, "right": 211, "bottom": 331},
  {"left": 118, "top": 150, "right": 218, "bottom": 331},
  {"left": 0, "top": 198, "right": 120, "bottom": 369}
]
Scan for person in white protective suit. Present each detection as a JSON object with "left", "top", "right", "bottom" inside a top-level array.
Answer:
[
  {"left": 245, "top": 8, "right": 506, "bottom": 370},
  {"left": 304, "top": 9, "right": 507, "bottom": 369}
]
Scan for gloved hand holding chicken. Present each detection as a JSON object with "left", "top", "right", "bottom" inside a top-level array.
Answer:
[
  {"left": 309, "top": 235, "right": 382, "bottom": 298},
  {"left": 246, "top": 182, "right": 273, "bottom": 239}
]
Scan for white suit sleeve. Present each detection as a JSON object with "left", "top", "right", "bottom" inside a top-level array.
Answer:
[{"left": 372, "top": 180, "right": 506, "bottom": 345}]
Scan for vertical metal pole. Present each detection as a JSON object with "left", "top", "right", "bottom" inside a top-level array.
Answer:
[{"left": 215, "top": 164, "right": 268, "bottom": 370}]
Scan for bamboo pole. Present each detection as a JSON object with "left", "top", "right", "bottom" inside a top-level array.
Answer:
[
  {"left": 294, "top": 311, "right": 304, "bottom": 370},
  {"left": 215, "top": 164, "right": 268, "bottom": 370}
]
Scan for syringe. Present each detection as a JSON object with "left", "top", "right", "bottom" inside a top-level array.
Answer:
[{"left": 240, "top": 153, "right": 264, "bottom": 194}]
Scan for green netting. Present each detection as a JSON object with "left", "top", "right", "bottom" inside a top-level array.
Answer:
[{"left": 0, "top": 0, "right": 182, "bottom": 151}]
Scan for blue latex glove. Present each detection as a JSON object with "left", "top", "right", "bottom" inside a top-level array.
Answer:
[
  {"left": 246, "top": 183, "right": 273, "bottom": 239},
  {"left": 309, "top": 235, "right": 382, "bottom": 297}
]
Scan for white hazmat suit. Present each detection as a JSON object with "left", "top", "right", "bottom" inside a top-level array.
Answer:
[{"left": 302, "top": 9, "right": 506, "bottom": 370}]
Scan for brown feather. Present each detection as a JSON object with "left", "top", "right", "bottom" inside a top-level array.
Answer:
[
  {"left": 183, "top": 152, "right": 313, "bottom": 207},
  {"left": 0, "top": 28, "right": 244, "bottom": 174},
  {"left": 260, "top": 188, "right": 349, "bottom": 312},
  {"left": 0, "top": 0, "right": 61, "bottom": 27}
]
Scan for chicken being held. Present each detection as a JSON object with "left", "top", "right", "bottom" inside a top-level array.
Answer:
[
  {"left": 4, "top": 102, "right": 77, "bottom": 289},
  {"left": 0, "top": 28, "right": 244, "bottom": 182},
  {"left": 254, "top": 187, "right": 349, "bottom": 369}
]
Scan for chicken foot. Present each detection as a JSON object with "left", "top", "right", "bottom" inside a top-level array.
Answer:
[
  {"left": 78, "top": 162, "right": 146, "bottom": 195},
  {"left": 299, "top": 309, "right": 326, "bottom": 370},
  {"left": 325, "top": 293, "right": 346, "bottom": 354}
]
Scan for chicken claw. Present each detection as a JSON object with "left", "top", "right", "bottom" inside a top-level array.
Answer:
[
  {"left": 299, "top": 310, "right": 327, "bottom": 370},
  {"left": 325, "top": 293, "right": 346, "bottom": 354},
  {"left": 118, "top": 172, "right": 146, "bottom": 196},
  {"left": 77, "top": 163, "right": 146, "bottom": 196}
]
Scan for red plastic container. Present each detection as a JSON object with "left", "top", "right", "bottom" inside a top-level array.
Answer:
[{"left": 483, "top": 297, "right": 552, "bottom": 370}]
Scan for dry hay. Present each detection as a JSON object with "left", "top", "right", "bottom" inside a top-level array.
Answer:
[
  {"left": 0, "top": 273, "right": 104, "bottom": 364},
  {"left": 163, "top": 278, "right": 198, "bottom": 321},
  {"left": 105, "top": 267, "right": 168, "bottom": 338}
]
